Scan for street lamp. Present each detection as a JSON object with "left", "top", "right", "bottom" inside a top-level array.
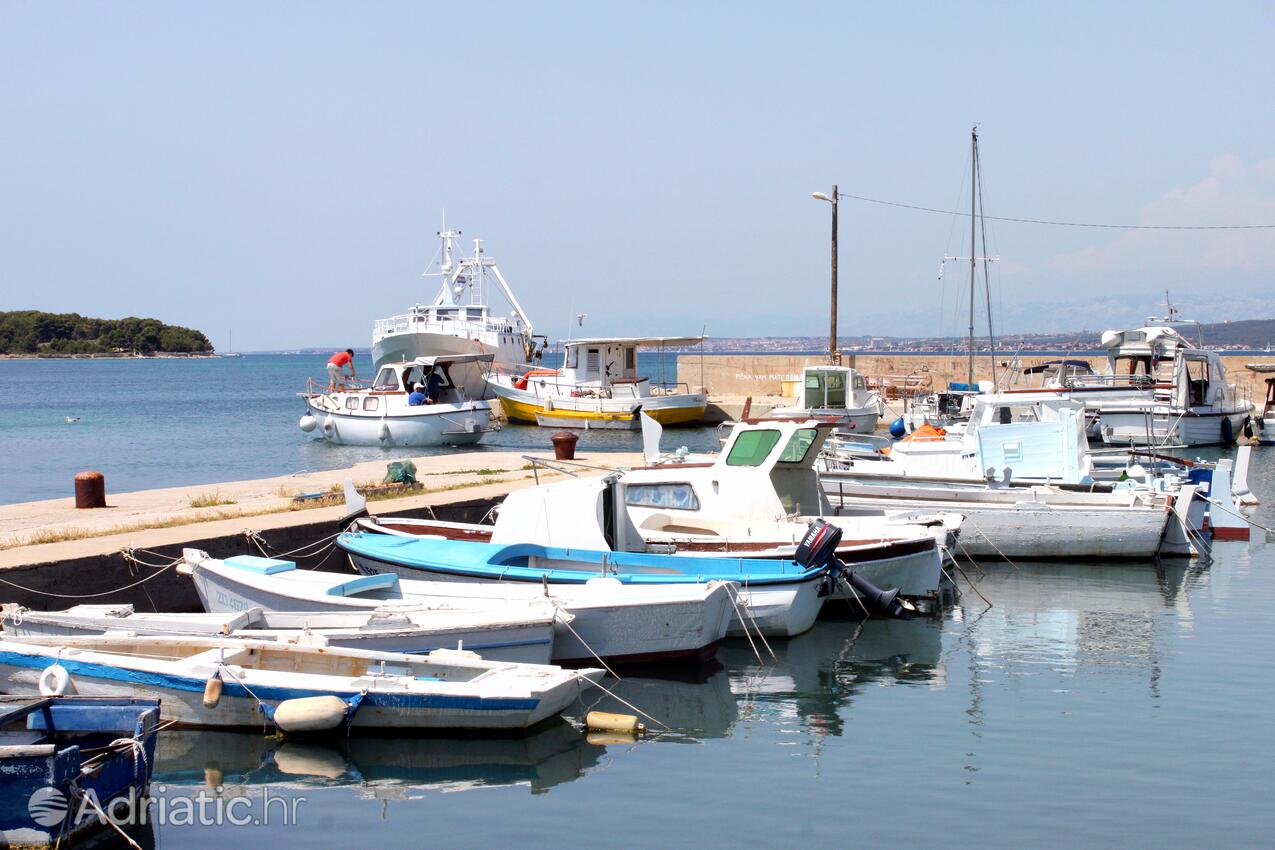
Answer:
[{"left": 812, "top": 185, "right": 839, "bottom": 364}]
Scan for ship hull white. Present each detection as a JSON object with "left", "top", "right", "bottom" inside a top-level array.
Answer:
[
  {"left": 373, "top": 331, "right": 526, "bottom": 379},
  {"left": 1098, "top": 409, "right": 1251, "bottom": 447},
  {"left": 305, "top": 400, "right": 491, "bottom": 447}
]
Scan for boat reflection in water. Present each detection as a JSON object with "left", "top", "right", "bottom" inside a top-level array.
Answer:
[
  {"left": 954, "top": 558, "right": 1207, "bottom": 689},
  {"left": 154, "top": 719, "right": 605, "bottom": 800}
]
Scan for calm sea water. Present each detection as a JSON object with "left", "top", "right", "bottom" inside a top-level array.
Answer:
[{"left": 0, "top": 353, "right": 719, "bottom": 505}]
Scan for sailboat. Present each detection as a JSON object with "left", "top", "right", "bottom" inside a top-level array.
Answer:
[
  {"left": 222, "top": 329, "right": 243, "bottom": 358},
  {"left": 899, "top": 126, "right": 997, "bottom": 433}
]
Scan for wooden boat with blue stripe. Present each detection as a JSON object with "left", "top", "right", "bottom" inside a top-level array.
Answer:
[
  {"left": 0, "top": 696, "right": 160, "bottom": 848},
  {"left": 0, "top": 636, "right": 602, "bottom": 732},
  {"left": 337, "top": 534, "right": 829, "bottom": 637}
]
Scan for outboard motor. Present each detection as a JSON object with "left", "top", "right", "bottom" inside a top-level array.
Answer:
[{"left": 795, "top": 519, "right": 916, "bottom": 620}]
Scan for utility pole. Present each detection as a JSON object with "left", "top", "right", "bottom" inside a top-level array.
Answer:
[{"left": 812, "top": 186, "right": 840, "bottom": 364}]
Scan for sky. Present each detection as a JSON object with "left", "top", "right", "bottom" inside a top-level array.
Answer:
[{"left": 2, "top": 1, "right": 1275, "bottom": 350}]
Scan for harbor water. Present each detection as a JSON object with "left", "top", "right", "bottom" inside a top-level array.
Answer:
[{"left": 0, "top": 353, "right": 718, "bottom": 505}]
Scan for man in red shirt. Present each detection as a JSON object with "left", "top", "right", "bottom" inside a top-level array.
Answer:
[{"left": 327, "top": 349, "right": 356, "bottom": 392}]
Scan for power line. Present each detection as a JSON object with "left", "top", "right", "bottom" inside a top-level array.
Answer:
[{"left": 837, "top": 192, "right": 1275, "bottom": 230}]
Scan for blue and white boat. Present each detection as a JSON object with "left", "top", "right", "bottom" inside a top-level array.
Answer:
[
  {"left": 337, "top": 533, "right": 830, "bottom": 637},
  {"left": 0, "top": 636, "right": 602, "bottom": 733},
  {"left": 1, "top": 695, "right": 160, "bottom": 848}
]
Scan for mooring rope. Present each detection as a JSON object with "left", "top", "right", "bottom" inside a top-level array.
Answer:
[
  {"left": 578, "top": 673, "right": 670, "bottom": 732},
  {"left": 0, "top": 561, "right": 176, "bottom": 600},
  {"left": 724, "top": 584, "right": 766, "bottom": 664},
  {"left": 552, "top": 608, "right": 621, "bottom": 680}
]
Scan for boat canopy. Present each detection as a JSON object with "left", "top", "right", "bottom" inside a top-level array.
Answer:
[
  {"left": 1022, "top": 359, "right": 1093, "bottom": 374},
  {"left": 405, "top": 353, "right": 496, "bottom": 367},
  {"left": 561, "top": 336, "right": 706, "bottom": 349}
]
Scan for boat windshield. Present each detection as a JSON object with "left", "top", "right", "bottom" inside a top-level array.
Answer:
[
  {"left": 726, "top": 429, "right": 781, "bottom": 466},
  {"left": 778, "top": 428, "right": 820, "bottom": 464},
  {"left": 372, "top": 367, "right": 399, "bottom": 391}
]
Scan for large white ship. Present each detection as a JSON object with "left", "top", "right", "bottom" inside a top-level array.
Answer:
[{"left": 372, "top": 225, "right": 539, "bottom": 372}]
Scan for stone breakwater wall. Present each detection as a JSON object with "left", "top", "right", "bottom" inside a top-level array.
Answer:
[{"left": 679, "top": 353, "right": 1275, "bottom": 402}]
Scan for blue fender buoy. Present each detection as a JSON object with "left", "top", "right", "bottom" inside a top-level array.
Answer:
[{"left": 889, "top": 417, "right": 907, "bottom": 439}]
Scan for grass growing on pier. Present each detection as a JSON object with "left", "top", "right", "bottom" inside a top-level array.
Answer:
[{"left": 189, "top": 491, "right": 237, "bottom": 508}]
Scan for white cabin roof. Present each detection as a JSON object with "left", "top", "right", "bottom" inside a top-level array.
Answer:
[
  {"left": 561, "top": 336, "right": 706, "bottom": 349},
  {"left": 405, "top": 353, "right": 495, "bottom": 367}
]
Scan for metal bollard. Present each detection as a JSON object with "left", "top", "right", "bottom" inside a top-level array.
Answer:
[
  {"left": 74, "top": 471, "right": 106, "bottom": 508},
  {"left": 550, "top": 431, "right": 578, "bottom": 461}
]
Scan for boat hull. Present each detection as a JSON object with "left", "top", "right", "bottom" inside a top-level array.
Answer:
[
  {"left": 305, "top": 399, "right": 491, "bottom": 447},
  {"left": 1098, "top": 408, "right": 1251, "bottom": 447},
  {"left": 0, "top": 644, "right": 598, "bottom": 731},
  {"left": 5, "top": 615, "right": 556, "bottom": 666},
  {"left": 828, "top": 489, "right": 1169, "bottom": 559},
  {"left": 492, "top": 385, "right": 707, "bottom": 427},
  {"left": 346, "top": 553, "right": 736, "bottom": 660},
  {"left": 192, "top": 560, "right": 734, "bottom": 666},
  {"left": 372, "top": 331, "right": 528, "bottom": 377}
]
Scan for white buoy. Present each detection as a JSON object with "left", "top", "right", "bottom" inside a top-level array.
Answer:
[
  {"left": 298, "top": 414, "right": 317, "bottom": 433},
  {"left": 38, "top": 664, "right": 72, "bottom": 697},
  {"left": 272, "top": 696, "right": 348, "bottom": 733}
]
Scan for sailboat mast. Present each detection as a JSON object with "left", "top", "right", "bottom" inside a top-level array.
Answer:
[{"left": 967, "top": 126, "right": 978, "bottom": 391}]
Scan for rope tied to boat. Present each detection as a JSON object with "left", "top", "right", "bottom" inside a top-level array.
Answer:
[
  {"left": 551, "top": 607, "right": 621, "bottom": 680},
  {"left": 0, "top": 557, "right": 177, "bottom": 600},
  {"left": 1197, "top": 494, "right": 1275, "bottom": 536},
  {"left": 575, "top": 673, "right": 670, "bottom": 732}
]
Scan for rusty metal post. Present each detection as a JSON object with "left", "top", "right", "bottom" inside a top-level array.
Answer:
[{"left": 74, "top": 471, "right": 106, "bottom": 508}]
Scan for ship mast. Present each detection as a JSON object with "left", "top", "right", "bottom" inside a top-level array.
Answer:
[{"left": 967, "top": 127, "right": 977, "bottom": 390}]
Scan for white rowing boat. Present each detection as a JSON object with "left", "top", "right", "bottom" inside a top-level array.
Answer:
[
  {"left": 180, "top": 550, "right": 734, "bottom": 666},
  {"left": 1, "top": 600, "right": 559, "bottom": 665}
]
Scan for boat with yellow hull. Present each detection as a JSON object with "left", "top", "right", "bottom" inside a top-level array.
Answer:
[{"left": 489, "top": 336, "right": 709, "bottom": 429}]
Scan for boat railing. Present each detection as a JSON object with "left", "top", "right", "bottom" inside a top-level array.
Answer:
[
  {"left": 374, "top": 313, "right": 505, "bottom": 339},
  {"left": 304, "top": 376, "right": 373, "bottom": 397},
  {"left": 504, "top": 373, "right": 696, "bottom": 399},
  {"left": 1060, "top": 373, "right": 1163, "bottom": 390},
  {"left": 522, "top": 455, "right": 624, "bottom": 484}
]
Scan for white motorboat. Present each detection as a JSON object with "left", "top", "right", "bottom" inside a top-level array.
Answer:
[
  {"left": 180, "top": 549, "right": 735, "bottom": 665},
  {"left": 371, "top": 225, "right": 541, "bottom": 373},
  {"left": 1, "top": 599, "right": 559, "bottom": 664},
  {"left": 1022, "top": 314, "right": 1253, "bottom": 446},
  {"left": 298, "top": 353, "right": 497, "bottom": 447},
  {"left": 0, "top": 635, "right": 602, "bottom": 731},
  {"left": 769, "top": 364, "right": 885, "bottom": 434},
  {"left": 351, "top": 417, "right": 955, "bottom": 608},
  {"left": 488, "top": 337, "right": 709, "bottom": 428}
]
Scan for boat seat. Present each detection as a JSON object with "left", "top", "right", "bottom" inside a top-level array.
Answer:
[
  {"left": 223, "top": 555, "right": 296, "bottom": 575},
  {"left": 327, "top": 573, "right": 399, "bottom": 597}
]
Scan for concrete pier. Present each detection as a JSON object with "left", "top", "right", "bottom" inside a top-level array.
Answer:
[{"left": 0, "top": 448, "right": 641, "bottom": 611}]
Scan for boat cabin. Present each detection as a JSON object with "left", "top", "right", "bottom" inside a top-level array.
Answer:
[
  {"left": 492, "top": 419, "right": 835, "bottom": 551},
  {"left": 368, "top": 353, "right": 493, "bottom": 402},
  {"left": 528, "top": 336, "right": 703, "bottom": 399},
  {"left": 798, "top": 365, "right": 870, "bottom": 411}
]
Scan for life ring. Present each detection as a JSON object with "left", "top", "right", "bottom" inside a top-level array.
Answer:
[
  {"left": 38, "top": 663, "right": 71, "bottom": 697},
  {"left": 515, "top": 369, "right": 559, "bottom": 391}
]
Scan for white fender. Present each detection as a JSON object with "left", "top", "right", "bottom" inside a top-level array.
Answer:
[
  {"left": 298, "top": 414, "right": 317, "bottom": 433},
  {"left": 38, "top": 663, "right": 72, "bottom": 697},
  {"left": 272, "top": 696, "right": 348, "bottom": 733},
  {"left": 322, "top": 416, "right": 336, "bottom": 437},
  {"left": 379, "top": 422, "right": 391, "bottom": 442}
]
